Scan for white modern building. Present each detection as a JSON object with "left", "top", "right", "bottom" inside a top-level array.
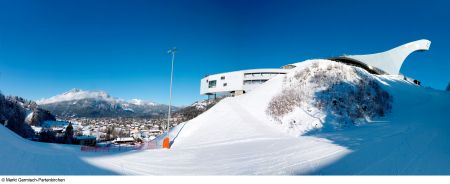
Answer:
[{"left": 200, "top": 68, "right": 288, "bottom": 97}]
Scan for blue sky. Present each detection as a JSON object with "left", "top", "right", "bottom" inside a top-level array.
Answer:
[{"left": 0, "top": 0, "right": 449, "bottom": 106}]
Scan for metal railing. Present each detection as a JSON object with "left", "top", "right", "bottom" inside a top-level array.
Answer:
[{"left": 80, "top": 140, "right": 159, "bottom": 152}]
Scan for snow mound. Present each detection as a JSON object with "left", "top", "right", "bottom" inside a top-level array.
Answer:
[{"left": 266, "top": 60, "right": 393, "bottom": 135}]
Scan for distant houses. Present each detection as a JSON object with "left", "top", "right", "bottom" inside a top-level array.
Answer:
[
  {"left": 32, "top": 120, "right": 96, "bottom": 145},
  {"left": 39, "top": 120, "right": 70, "bottom": 136}
]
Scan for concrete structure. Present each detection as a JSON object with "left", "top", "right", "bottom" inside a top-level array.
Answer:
[
  {"left": 330, "top": 39, "right": 431, "bottom": 75},
  {"left": 200, "top": 69, "right": 288, "bottom": 96}
]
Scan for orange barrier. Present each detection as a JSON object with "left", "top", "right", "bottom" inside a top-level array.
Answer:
[
  {"left": 80, "top": 146, "right": 110, "bottom": 152},
  {"left": 162, "top": 137, "right": 170, "bottom": 149}
]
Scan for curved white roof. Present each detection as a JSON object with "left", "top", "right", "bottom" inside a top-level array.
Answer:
[{"left": 342, "top": 39, "right": 431, "bottom": 75}]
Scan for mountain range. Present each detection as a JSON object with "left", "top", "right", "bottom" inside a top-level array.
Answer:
[{"left": 37, "top": 89, "right": 176, "bottom": 118}]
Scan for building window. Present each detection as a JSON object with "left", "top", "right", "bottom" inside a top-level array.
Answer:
[
  {"left": 208, "top": 80, "right": 217, "bottom": 88},
  {"left": 221, "top": 76, "right": 225, "bottom": 80},
  {"left": 223, "top": 83, "right": 227, "bottom": 87}
]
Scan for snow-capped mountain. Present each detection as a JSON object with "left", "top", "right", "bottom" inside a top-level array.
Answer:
[
  {"left": 36, "top": 89, "right": 115, "bottom": 105},
  {"left": 37, "top": 89, "right": 175, "bottom": 118},
  {"left": 127, "top": 99, "right": 157, "bottom": 106}
]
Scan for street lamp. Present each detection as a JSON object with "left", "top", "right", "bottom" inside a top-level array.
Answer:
[{"left": 163, "top": 47, "right": 176, "bottom": 149}]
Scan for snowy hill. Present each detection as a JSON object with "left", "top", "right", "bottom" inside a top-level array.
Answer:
[
  {"left": 37, "top": 89, "right": 174, "bottom": 118},
  {"left": 1, "top": 59, "right": 450, "bottom": 175}
]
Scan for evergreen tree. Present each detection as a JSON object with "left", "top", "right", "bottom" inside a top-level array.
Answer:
[
  {"left": 63, "top": 122, "right": 74, "bottom": 144},
  {"left": 39, "top": 129, "right": 56, "bottom": 143}
]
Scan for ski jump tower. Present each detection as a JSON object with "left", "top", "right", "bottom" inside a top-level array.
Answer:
[{"left": 330, "top": 39, "right": 431, "bottom": 75}]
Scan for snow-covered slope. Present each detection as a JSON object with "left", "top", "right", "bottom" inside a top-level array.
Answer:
[
  {"left": 1, "top": 60, "right": 449, "bottom": 175},
  {"left": 0, "top": 125, "right": 116, "bottom": 175}
]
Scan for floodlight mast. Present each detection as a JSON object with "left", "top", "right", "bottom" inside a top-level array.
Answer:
[{"left": 164, "top": 47, "right": 176, "bottom": 149}]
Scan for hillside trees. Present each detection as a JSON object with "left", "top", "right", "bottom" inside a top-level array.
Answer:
[
  {"left": 0, "top": 93, "right": 35, "bottom": 138},
  {"left": 266, "top": 61, "right": 393, "bottom": 130}
]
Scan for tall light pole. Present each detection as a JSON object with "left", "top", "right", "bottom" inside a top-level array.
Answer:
[{"left": 163, "top": 47, "right": 176, "bottom": 149}]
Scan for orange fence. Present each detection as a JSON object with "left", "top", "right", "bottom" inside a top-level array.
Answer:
[{"left": 81, "top": 140, "right": 159, "bottom": 152}]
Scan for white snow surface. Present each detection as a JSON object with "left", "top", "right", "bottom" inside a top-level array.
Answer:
[
  {"left": 2, "top": 60, "right": 450, "bottom": 175},
  {"left": 24, "top": 111, "right": 34, "bottom": 124}
]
